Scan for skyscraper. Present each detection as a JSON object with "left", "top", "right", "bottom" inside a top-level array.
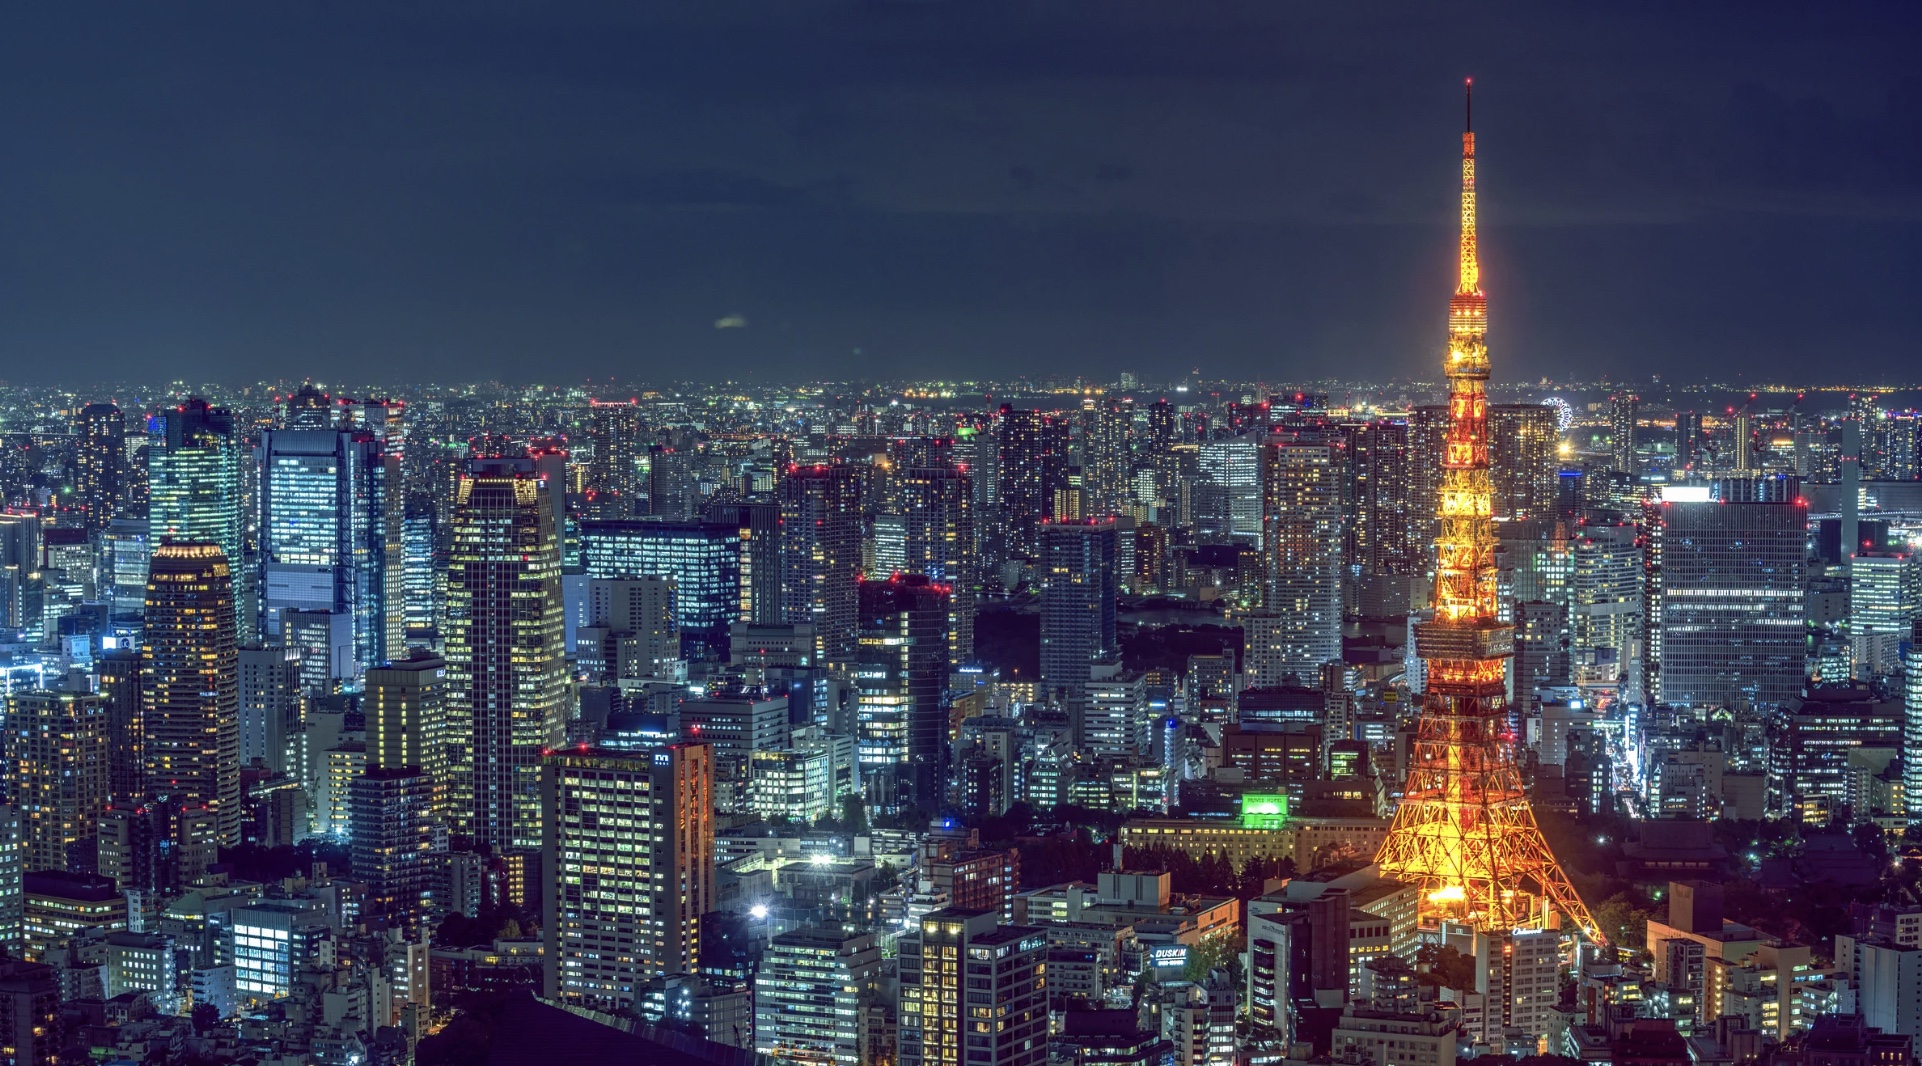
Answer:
[
  {"left": 580, "top": 519, "right": 742, "bottom": 660},
  {"left": 1569, "top": 522, "right": 1641, "bottom": 689},
  {"left": 1608, "top": 392, "right": 1639, "bottom": 475},
  {"left": 897, "top": 465, "right": 976, "bottom": 664},
  {"left": 542, "top": 743, "right": 714, "bottom": 1012},
  {"left": 148, "top": 399, "right": 248, "bottom": 638},
  {"left": 1490, "top": 404, "right": 1560, "bottom": 519},
  {"left": 1038, "top": 518, "right": 1118, "bottom": 745},
  {"left": 75, "top": 402, "right": 127, "bottom": 532},
  {"left": 1676, "top": 411, "right": 1703, "bottom": 471},
  {"left": 779, "top": 464, "right": 863, "bottom": 666},
  {"left": 445, "top": 458, "right": 567, "bottom": 849},
  {"left": 899, "top": 908, "right": 1047, "bottom": 1066},
  {"left": 702, "top": 497, "right": 784, "bottom": 626},
  {"left": 96, "top": 649, "right": 144, "bottom": 803},
  {"left": 1253, "top": 432, "right": 1343, "bottom": 685},
  {"left": 856, "top": 575, "right": 950, "bottom": 814},
  {"left": 6, "top": 691, "right": 108, "bottom": 873},
  {"left": 237, "top": 644, "right": 302, "bottom": 773},
  {"left": 257, "top": 428, "right": 404, "bottom": 679},
  {"left": 1374, "top": 84, "right": 1597, "bottom": 940},
  {"left": 142, "top": 543, "right": 242, "bottom": 847},
  {"left": 1849, "top": 551, "right": 1919, "bottom": 681},
  {"left": 1905, "top": 620, "right": 1922, "bottom": 815},
  {"left": 997, "top": 408, "right": 1066, "bottom": 559},
  {"left": 364, "top": 652, "right": 453, "bottom": 816},
  {"left": 1648, "top": 487, "right": 1807, "bottom": 708},
  {"left": 586, "top": 400, "right": 642, "bottom": 518},
  {"left": 349, "top": 767, "right": 436, "bottom": 922}
]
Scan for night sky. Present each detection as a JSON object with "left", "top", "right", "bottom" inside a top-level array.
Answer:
[{"left": 2, "top": 2, "right": 1919, "bottom": 386}]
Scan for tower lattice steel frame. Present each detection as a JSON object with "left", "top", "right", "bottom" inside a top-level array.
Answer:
[{"left": 1374, "top": 82, "right": 1603, "bottom": 944}]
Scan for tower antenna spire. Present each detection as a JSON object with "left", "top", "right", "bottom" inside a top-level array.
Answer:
[
  {"left": 1465, "top": 77, "right": 1472, "bottom": 133},
  {"left": 1375, "top": 84, "right": 1602, "bottom": 946}
]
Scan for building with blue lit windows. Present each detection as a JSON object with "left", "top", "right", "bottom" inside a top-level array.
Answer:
[{"left": 580, "top": 519, "right": 741, "bottom": 660}]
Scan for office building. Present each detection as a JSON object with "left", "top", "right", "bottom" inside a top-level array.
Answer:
[
  {"left": 581, "top": 519, "right": 741, "bottom": 661},
  {"left": 754, "top": 927, "right": 882, "bottom": 1066},
  {"left": 1907, "top": 620, "right": 1922, "bottom": 817},
  {"left": 1039, "top": 519, "right": 1118, "bottom": 744},
  {"left": 231, "top": 902, "right": 331, "bottom": 1002},
  {"left": 23, "top": 871, "right": 124, "bottom": 961},
  {"left": 780, "top": 464, "right": 864, "bottom": 666},
  {"left": 1569, "top": 521, "right": 1641, "bottom": 688},
  {"left": 702, "top": 497, "right": 784, "bottom": 627},
  {"left": 1648, "top": 489, "right": 1807, "bottom": 708},
  {"left": 445, "top": 458, "right": 567, "bottom": 849},
  {"left": 855, "top": 575, "right": 950, "bottom": 814},
  {"left": 899, "top": 908, "right": 1047, "bottom": 1066},
  {"left": 6, "top": 691, "right": 108, "bottom": 875},
  {"left": 680, "top": 693, "right": 789, "bottom": 813},
  {"left": 365, "top": 651, "right": 453, "bottom": 813},
  {"left": 256, "top": 427, "right": 404, "bottom": 677},
  {"left": 1851, "top": 551, "right": 1918, "bottom": 681},
  {"left": 147, "top": 398, "right": 247, "bottom": 637},
  {"left": 142, "top": 542, "right": 242, "bottom": 846},
  {"left": 578, "top": 576, "right": 679, "bottom": 681},
  {"left": 542, "top": 743, "right": 714, "bottom": 1012}
]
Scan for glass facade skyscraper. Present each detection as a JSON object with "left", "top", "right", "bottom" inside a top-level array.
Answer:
[{"left": 580, "top": 519, "right": 741, "bottom": 661}]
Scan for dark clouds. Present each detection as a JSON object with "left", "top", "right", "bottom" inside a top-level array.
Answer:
[{"left": 0, "top": 1, "right": 1918, "bottom": 385}]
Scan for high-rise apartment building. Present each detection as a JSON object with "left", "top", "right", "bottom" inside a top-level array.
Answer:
[
  {"left": 257, "top": 428, "right": 403, "bottom": 678},
  {"left": 997, "top": 408, "right": 1067, "bottom": 559},
  {"left": 75, "top": 402, "right": 127, "bottom": 532},
  {"left": 364, "top": 652, "right": 453, "bottom": 817},
  {"left": 855, "top": 575, "right": 950, "bottom": 814},
  {"left": 1038, "top": 519, "right": 1118, "bottom": 745},
  {"left": 445, "top": 458, "right": 567, "bottom": 849},
  {"left": 586, "top": 400, "right": 642, "bottom": 518},
  {"left": 96, "top": 799, "right": 216, "bottom": 899},
  {"left": 899, "top": 908, "right": 1047, "bottom": 1066},
  {"left": 1490, "top": 404, "right": 1561, "bottom": 519},
  {"left": 1608, "top": 393, "right": 1639, "bottom": 475},
  {"left": 897, "top": 466, "right": 976, "bottom": 664},
  {"left": 542, "top": 744, "right": 714, "bottom": 1012},
  {"left": 755, "top": 927, "right": 882, "bottom": 1066},
  {"left": 780, "top": 465, "right": 863, "bottom": 666},
  {"left": 6, "top": 691, "right": 108, "bottom": 873},
  {"left": 1343, "top": 418, "right": 1413, "bottom": 583},
  {"left": 1648, "top": 488, "right": 1807, "bottom": 708},
  {"left": 349, "top": 767, "right": 436, "bottom": 921},
  {"left": 1254, "top": 433, "right": 1343, "bottom": 685},
  {"left": 581, "top": 519, "right": 742, "bottom": 661},
  {"left": 141, "top": 543, "right": 242, "bottom": 846},
  {"left": 238, "top": 644, "right": 302, "bottom": 774},
  {"left": 97, "top": 649, "right": 144, "bottom": 802}
]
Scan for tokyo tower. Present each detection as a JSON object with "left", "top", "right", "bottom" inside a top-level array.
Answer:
[{"left": 1373, "top": 81, "right": 1603, "bottom": 943}]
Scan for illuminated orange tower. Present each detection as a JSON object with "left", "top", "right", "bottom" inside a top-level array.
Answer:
[{"left": 1374, "top": 82, "right": 1602, "bottom": 942}]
